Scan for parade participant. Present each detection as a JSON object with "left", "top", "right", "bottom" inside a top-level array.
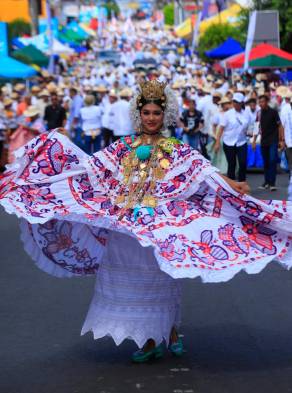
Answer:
[
  {"left": 208, "top": 96, "right": 231, "bottom": 174},
  {"left": 245, "top": 98, "right": 260, "bottom": 137},
  {"left": 181, "top": 97, "right": 204, "bottom": 150},
  {"left": 1, "top": 98, "right": 19, "bottom": 168},
  {"left": 94, "top": 85, "right": 109, "bottom": 106},
  {"left": 215, "top": 92, "right": 249, "bottom": 182},
  {"left": 31, "top": 86, "right": 41, "bottom": 106},
  {"left": 110, "top": 88, "right": 134, "bottom": 141},
  {"left": 17, "top": 95, "right": 31, "bottom": 116},
  {"left": 37, "top": 90, "right": 51, "bottom": 118},
  {"left": 101, "top": 89, "right": 118, "bottom": 147},
  {"left": 252, "top": 94, "right": 285, "bottom": 191},
  {"left": 80, "top": 94, "right": 102, "bottom": 154},
  {"left": 44, "top": 93, "right": 67, "bottom": 131},
  {"left": 2, "top": 80, "right": 292, "bottom": 364},
  {"left": 280, "top": 92, "right": 292, "bottom": 175},
  {"left": 67, "top": 87, "right": 83, "bottom": 138},
  {"left": 8, "top": 106, "right": 46, "bottom": 163}
]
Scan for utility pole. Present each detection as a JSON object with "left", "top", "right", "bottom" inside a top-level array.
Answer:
[
  {"left": 174, "top": 0, "right": 185, "bottom": 25},
  {"left": 29, "top": 0, "right": 39, "bottom": 35},
  {"left": 46, "top": 0, "right": 54, "bottom": 74}
]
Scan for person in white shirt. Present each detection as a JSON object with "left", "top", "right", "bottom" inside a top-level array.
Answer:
[
  {"left": 280, "top": 93, "right": 292, "bottom": 174},
  {"left": 214, "top": 92, "right": 250, "bottom": 182},
  {"left": 67, "top": 88, "right": 83, "bottom": 137},
  {"left": 101, "top": 89, "right": 118, "bottom": 147},
  {"left": 109, "top": 88, "right": 134, "bottom": 141},
  {"left": 80, "top": 95, "right": 102, "bottom": 154},
  {"left": 245, "top": 98, "right": 260, "bottom": 137}
]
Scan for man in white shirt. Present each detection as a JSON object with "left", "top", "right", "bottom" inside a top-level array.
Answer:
[
  {"left": 67, "top": 88, "right": 83, "bottom": 137},
  {"left": 80, "top": 95, "right": 102, "bottom": 154},
  {"left": 215, "top": 92, "right": 250, "bottom": 181},
  {"left": 101, "top": 89, "right": 118, "bottom": 147},
  {"left": 245, "top": 98, "right": 260, "bottom": 137},
  {"left": 280, "top": 92, "right": 292, "bottom": 174},
  {"left": 110, "top": 88, "right": 134, "bottom": 141}
]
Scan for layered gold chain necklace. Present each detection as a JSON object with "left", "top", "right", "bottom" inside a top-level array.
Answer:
[{"left": 116, "top": 133, "right": 178, "bottom": 220}]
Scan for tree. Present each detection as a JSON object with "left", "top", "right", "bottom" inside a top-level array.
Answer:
[
  {"left": 198, "top": 22, "right": 244, "bottom": 60},
  {"left": 101, "top": 1, "right": 120, "bottom": 18},
  {"left": 238, "top": 0, "right": 292, "bottom": 52},
  {"left": 7, "top": 19, "right": 31, "bottom": 52},
  {"left": 163, "top": 3, "right": 175, "bottom": 26}
]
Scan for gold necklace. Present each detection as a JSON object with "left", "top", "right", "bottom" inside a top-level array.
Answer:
[
  {"left": 116, "top": 135, "right": 181, "bottom": 220},
  {"left": 116, "top": 136, "right": 165, "bottom": 218}
]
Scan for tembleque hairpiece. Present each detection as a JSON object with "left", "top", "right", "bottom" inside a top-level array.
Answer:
[{"left": 130, "top": 80, "right": 179, "bottom": 132}]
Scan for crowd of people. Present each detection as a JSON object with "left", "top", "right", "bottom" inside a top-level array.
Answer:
[{"left": 0, "top": 20, "right": 292, "bottom": 194}]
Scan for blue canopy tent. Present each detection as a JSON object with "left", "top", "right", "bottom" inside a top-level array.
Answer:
[
  {"left": 205, "top": 37, "right": 243, "bottom": 59},
  {"left": 0, "top": 56, "right": 37, "bottom": 78}
]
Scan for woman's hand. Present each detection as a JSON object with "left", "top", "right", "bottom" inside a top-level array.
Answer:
[
  {"left": 231, "top": 181, "right": 251, "bottom": 195},
  {"left": 214, "top": 141, "right": 220, "bottom": 153},
  {"left": 221, "top": 175, "right": 250, "bottom": 195}
]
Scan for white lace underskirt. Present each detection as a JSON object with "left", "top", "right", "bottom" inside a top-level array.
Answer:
[{"left": 81, "top": 231, "right": 182, "bottom": 348}]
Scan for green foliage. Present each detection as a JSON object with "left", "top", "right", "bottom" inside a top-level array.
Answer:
[
  {"left": 7, "top": 19, "right": 31, "bottom": 51},
  {"left": 102, "top": 1, "right": 120, "bottom": 18},
  {"left": 238, "top": 0, "right": 292, "bottom": 52},
  {"left": 163, "top": 3, "right": 175, "bottom": 26},
  {"left": 237, "top": 7, "right": 250, "bottom": 45},
  {"left": 198, "top": 23, "right": 244, "bottom": 60}
]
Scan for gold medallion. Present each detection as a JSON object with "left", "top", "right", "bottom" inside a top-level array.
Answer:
[
  {"left": 132, "top": 157, "right": 139, "bottom": 166},
  {"left": 115, "top": 195, "right": 125, "bottom": 204},
  {"left": 142, "top": 195, "right": 157, "bottom": 208},
  {"left": 123, "top": 175, "right": 130, "bottom": 184},
  {"left": 132, "top": 139, "right": 142, "bottom": 148},
  {"left": 139, "top": 170, "right": 147, "bottom": 179},
  {"left": 153, "top": 167, "right": 165, "bottom": 180},
  {"left": 122, "top": 157, "right": 130, "bottom": 166},
  {"left": 160, "top": 158, "right": 170, "bottom": 169}
]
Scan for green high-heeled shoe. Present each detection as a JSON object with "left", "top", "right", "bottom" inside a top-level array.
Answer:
[
  {"left": 131, "top": 343, "right": 164, "bottom": 363},
  {"left": 168, "top": 337, "right": 184, "bottom": 357}
]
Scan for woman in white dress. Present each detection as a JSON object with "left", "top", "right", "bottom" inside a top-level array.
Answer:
[{"left": 1, "top": 80, "right": 292, "bottom": 364}]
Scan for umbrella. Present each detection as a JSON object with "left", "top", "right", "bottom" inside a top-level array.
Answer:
[
  {"left": 133, "top": 58, "right": 157, "bottom": 70},
  {"left": 226, "top": 43, "right": 292, "bottom": 69},
  {"left": 249, "top": 54, "right": 292, "bottom": 68},
  {"left": 205, "top": 38, "right": 243, "bottom": 59},
  {"left": 79, "top": 23, "right": 96, "bottom": 37}
]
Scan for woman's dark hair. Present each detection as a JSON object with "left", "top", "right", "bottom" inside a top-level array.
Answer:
[{"left": 138, "top": 97, "right": 165, "bottom": 112}]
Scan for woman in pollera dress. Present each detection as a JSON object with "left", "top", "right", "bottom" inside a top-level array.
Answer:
[{"left": 1, "top": 80, "right": 292, "bottom": 363}]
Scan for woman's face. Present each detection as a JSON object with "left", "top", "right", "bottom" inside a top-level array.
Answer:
[{"left": 140, "top": 103, "right": 164, "bottom": 134}]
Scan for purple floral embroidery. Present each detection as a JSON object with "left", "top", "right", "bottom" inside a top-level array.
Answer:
[
  {"left": 240, "top": 216, "right": 277, "bottom": 255},
  {"left": 37, "top": 221, "right": 99, "bottom": 274},
  {"left": 188, "top": 230, "right": 228, "bottom": 265},
  {"left": 219, "top": 223, "right": 250, "bottom": 255}
]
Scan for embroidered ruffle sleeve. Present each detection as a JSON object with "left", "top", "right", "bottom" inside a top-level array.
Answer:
[{"left": 1, "top": 130, "right": 292, "bottom": 282}]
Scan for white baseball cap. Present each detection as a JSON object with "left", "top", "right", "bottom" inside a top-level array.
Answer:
[{"left": 233, "top": 92, "right": 245, "bottom": 103}]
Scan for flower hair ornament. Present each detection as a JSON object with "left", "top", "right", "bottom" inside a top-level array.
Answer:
[{"left": 129, "top": 79, "right": 179, "bottom": 133}]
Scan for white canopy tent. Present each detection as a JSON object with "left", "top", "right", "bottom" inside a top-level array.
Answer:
[{"left": 18, "top": 34, "right": 75, "bottom": 55}]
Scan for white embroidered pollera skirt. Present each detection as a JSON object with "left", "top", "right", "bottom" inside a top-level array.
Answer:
[{"left": 81, "top": 231, "right": 182, "bottom": 348}]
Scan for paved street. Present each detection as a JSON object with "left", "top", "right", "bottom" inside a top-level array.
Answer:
[{"left": 1, "top": 173, "right": 292, "bottom": 393}]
